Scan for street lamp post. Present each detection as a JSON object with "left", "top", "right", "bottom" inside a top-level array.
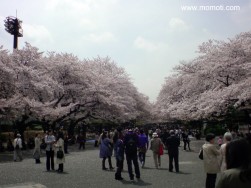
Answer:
[{"left": 4, "top": 16, "right": 23, "bottom": 50}]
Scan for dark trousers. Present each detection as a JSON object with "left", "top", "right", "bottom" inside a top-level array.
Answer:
[
  {"left": 46, "top": 150, "right": 54, "bottom": 171},
  {"left": 168, "top": 152, "right": 179, "bottom": 172},
  {"left": 115, "top": 159, "right": 124, "bottom": 178},
  {"left": 138, "top": 152, "right": 146, "bottom": 165},
  {"left": 183, "top": 141, "right": 190, "bottom": 150},
  {"left": 64, "top": 143, "right": 68, "bottom": 153},
  {"left": 126, "top": 153, "right": 140, "bottom": 179},
  {"left": 79, "top": 142, "right": 85, "bottom": 149},
  {"left": 94, "top": 140, "right": 98, "bottom": 147},
  {"left": 58, "top": 163, "right": 64, "bottom": 172},
  {"left": 206, "top": 173, "right": 217, "bottom": 188},
  {"left": 116, "top": 158, "right": 124, "bottom": 169},
  {"left": 102, "top": 157, "right": 113, "bottom": 169}
]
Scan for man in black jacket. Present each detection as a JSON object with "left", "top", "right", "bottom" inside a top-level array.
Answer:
[
  {"left": 165, "top": 130, "right": 180, "bottom": 173},
  {"left": 124, "top": 129, "right": 140, "bottom": 181}
]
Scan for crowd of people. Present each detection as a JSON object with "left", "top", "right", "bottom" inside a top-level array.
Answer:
[
  {"left": 201, "top": 131, "right": 251, "bottom": 188},
  {"left": 97, "top": 127, "right": 183, "bottom": 181},
  {"left": 8, "top": 126, "right": 251, "bottom": 187},
  {"left": 12, "top": 129, "right": 68, "bottom": 173}
]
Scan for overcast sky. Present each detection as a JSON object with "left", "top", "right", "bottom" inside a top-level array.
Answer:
[{"left": 1, "top": 0, "right": 251, "bottom": 102}]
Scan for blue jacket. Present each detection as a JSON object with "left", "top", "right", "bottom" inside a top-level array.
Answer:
[{"left": 115, "top": 139, "right": 124, "bottom": 161}]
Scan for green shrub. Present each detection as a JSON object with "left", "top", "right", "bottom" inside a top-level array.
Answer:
[{"left": 204, "top": 124, "right": 226, "bottom": 136}]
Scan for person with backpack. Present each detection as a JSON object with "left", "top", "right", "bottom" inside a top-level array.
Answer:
[
  {"left": 124, "top": 129, "right": 140, "bottom": 181},
  {"left": 13, "top": 133, "right": 23, "bottom": 162},
  {"left": 55, "top": 132, "right": 65, "bottom": 173}
]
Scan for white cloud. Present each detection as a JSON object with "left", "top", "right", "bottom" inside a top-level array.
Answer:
[
  {"left": 133, "top": 36, "right": 167, "bottom": 52},
  {"left": 45, "top": 0, "right": 60, "bottom": 10},
  {"left": 82, "top": 32, "right": 116, "bottom": 43},
  {"left": 45, "top": 0, "right": 90, "bottom": 12},
  {"left": 169, "top": 17, "right": 189, "bottom": 32},
  {"left": 45, "top": 0, "right": 117, "bottom": 13},
  {"left": 23, "top": 24, "right": 53, "bottom": 44},
  {"left": 79, "top": 18, "right": 97, "bottom": 30}
]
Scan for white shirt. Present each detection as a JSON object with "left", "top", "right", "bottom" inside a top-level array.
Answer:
[
  {"left": 14, "top": 138, "right": 22, "bottom": 149},
  {"left": 45, "top": 135, "right": 56, "bottom": 151}
]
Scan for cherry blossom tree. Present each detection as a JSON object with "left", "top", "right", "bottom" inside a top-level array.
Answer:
[
  {"left": 0, "top": 43, "right": 152, "bottom": 133},
  {"left": 155, "top": 31, "right": 251, "bottom": 123}
]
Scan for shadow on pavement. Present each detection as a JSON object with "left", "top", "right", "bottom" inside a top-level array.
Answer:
[{"left": 120, "top": 179, "right": 152, "bottom": 186}]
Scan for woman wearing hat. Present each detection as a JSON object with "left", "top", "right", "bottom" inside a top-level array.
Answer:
[{"left": 150, "top": 132, "right": 163, "bottom": 169}]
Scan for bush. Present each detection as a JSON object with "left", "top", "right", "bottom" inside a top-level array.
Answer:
[{"left": 204, "top": 124, "right": 226, "bottom": 136}]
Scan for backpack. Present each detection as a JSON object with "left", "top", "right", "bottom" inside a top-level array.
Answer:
[
  {"left": 57, "top": 148, "right": 64, "bottom": 159},
  {"left": 126, "top": 135, "right": 137, "bottom": 154}
]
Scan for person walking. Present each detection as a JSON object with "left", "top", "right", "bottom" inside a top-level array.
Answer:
[
  {"left": 182, "top": 130, "right": 191, "bottom": 151},
  {"left": 202, "top": 133, "right": 220, "bottom": 188},
  {"left": 124, "top": 129, "right": 140, "bottom": 181},
  {"left": 165, "top": 130, "right": 180, "bottom": 172},
  {"left": 150, "top": 132, "right": 163, "bottom": 169},
  {"left": 77, "top": 133, "right": 86, "bottom": 150},
  {"left": 13, "top": 133, "right": 22, "bottom": 162},
  {"left": 219, "top": 132, "right": 232, "bottom": 172},
  {"left": 99, "top": 131, "right": 114, "bottom": 170},
  {"left": 55, "top": 132, "right": 65, "bottom": 173},
  {"left": 45, "top": 130, "right": 56, "bottom": 171},
  {"left": 33, "top": 133, "right": 41, "bottom": 164},
  {"left": 138, "top": 129, "right": 149, "bottom": 168}
]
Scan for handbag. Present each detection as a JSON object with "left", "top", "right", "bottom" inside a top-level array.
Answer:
[
  {"left": 57, "top": 147, "right": 64, "bottom": 159},
  {"left": 33, "top": 150, "right": 40, "bottom": 159},
  {"left": 199, "top": 148, "right": 203, "bottom": 160},
  {"left": 159, "top": 143, "right": 164, "bottom": 156}
]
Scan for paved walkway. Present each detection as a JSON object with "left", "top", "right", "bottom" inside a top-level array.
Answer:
[{"left": 0, "top": 139, "right": 206, "bottom": 188}]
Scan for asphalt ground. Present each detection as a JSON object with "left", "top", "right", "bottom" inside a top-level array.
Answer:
[{"left": 0, "top": 138, "right": 207, "bottom": 188}]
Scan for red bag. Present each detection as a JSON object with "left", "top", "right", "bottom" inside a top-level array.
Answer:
[{"left": 159, "top": 144, "right": 164, "bottom": 155}]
